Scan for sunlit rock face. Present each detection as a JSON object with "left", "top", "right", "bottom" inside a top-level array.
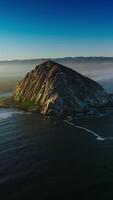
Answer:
[{"left": 14, "top": 60, "right": 110, "bottom": 117}]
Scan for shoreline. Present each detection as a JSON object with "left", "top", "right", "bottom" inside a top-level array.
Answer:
[{"left": 1, "top": 96, "right": 113, "bottom": 120}]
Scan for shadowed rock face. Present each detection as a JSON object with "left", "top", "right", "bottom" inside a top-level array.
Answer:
[{"left": 14, "top": 60, "right": 110, "bottom": 116}]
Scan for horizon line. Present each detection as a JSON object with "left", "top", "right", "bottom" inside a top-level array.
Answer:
[{"left": 0, "top": 56, "right": 113, "bottom": 62}]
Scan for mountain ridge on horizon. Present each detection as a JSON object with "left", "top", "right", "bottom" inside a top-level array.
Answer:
[{"left": 1, "top": 56, "right": 113, "bottom": 64}]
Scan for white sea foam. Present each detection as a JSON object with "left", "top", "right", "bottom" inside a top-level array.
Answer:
[
  {"left": 64, "top": 120, "right": 109, "bottom": 141},
  {"left": 0, "top": 109, "right": 25, "bottom": 120},
  {"left": 0, "top": 112, "right": 14, "bottom": 120}
]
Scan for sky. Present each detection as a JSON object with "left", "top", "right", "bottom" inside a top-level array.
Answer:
[{"left": 0, "top": 0, "right": 113, "bottom": 60}]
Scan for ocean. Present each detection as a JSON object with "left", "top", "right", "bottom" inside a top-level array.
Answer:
[
  {"left": 0, "top": 65, "right": 113, "bottom": 199},
  {"left": 0, "top": 99, "right": 113, "bottom": 199}
]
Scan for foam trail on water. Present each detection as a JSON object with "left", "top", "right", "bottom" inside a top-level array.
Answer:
[{"left": 64, "top": 120, "right": 107, "bottom": 141}]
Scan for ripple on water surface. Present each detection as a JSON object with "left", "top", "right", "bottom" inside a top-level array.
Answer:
[{"left": 0, "top": 108, "right": 113, "bottom": 199}]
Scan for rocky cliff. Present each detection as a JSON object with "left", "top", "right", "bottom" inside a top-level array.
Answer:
[{"left": 14, "top": 60, "right": 110, "bottom": 117}]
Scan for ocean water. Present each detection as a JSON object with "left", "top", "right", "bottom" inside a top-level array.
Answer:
[{"left": 0, "top": 109, "right": 113, "bottom": 199}]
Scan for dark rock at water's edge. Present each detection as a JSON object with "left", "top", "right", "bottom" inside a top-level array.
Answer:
[{"left": 13, "top": 60, "right": 113, "bottom": 118}]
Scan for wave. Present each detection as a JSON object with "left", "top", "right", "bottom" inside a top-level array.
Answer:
[
  {"left": 0, "top": 109, "right": 30, "bottom": 121},
  {"left": 64, "top": 120, "right": 113, "bottom": 141}
]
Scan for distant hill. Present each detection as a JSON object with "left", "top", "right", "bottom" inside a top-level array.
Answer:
[
  {"left": 1, "top": 57, "right": 113, "bottom": 66},
  {"left": 0, "top": 57, "right": 113, "bottom": 64}
]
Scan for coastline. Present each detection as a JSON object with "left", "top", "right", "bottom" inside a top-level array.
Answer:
[{"left": 1, "top": 96, "right": 113, "bottom": 120}]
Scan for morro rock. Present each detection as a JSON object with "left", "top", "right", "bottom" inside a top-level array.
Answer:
[{"left": 14, "top": 60, "right": 110, "bottom": 117}]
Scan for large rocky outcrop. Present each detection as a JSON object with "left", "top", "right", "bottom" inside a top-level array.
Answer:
[{"left": 14, "top": 60, "right": 111, "bottom": 117}]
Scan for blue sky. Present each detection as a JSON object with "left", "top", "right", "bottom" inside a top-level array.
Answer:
[{"left": 0, "top": 0, "right": 113, "bottom": 60}]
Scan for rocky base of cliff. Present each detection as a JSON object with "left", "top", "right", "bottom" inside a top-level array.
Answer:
[{"left": 1, "top": 95, "right": 113, "bottom": 120}]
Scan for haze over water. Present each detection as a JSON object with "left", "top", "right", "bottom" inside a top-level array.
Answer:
[{"left": 0, "top": 60, "right": 113, "bottom": 93}]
